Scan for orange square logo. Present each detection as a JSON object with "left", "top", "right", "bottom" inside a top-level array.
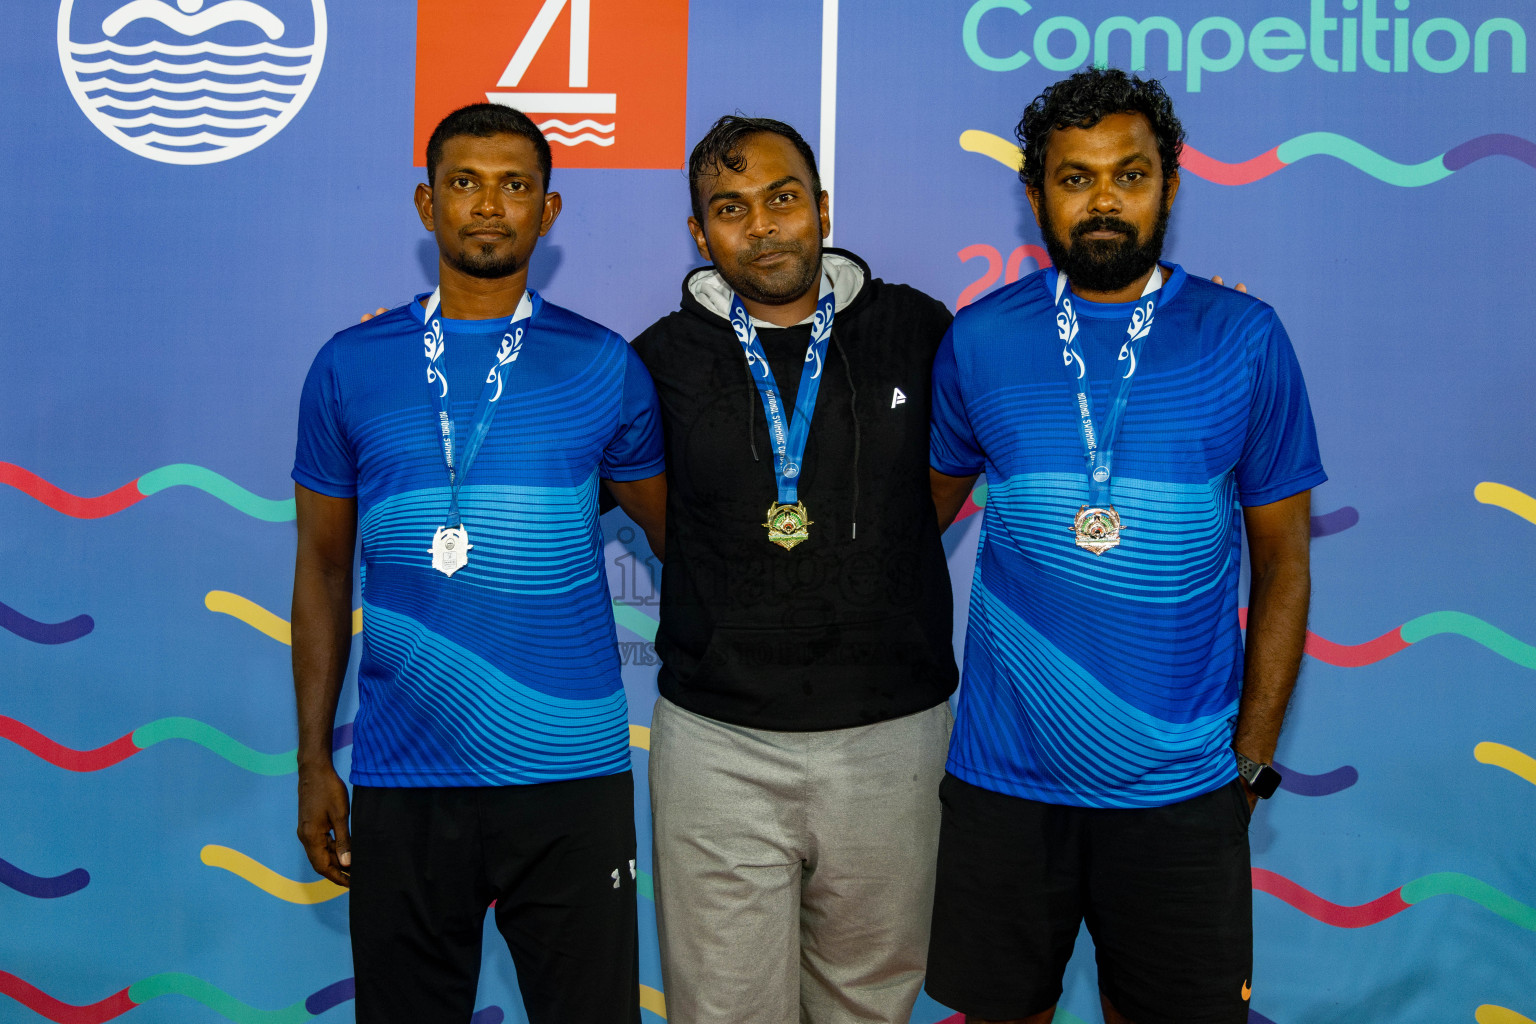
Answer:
[{"left": 414, "top": 0, "right": 689, "bottom": 171}]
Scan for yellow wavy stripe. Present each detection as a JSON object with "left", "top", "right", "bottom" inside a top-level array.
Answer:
[
  {"left": 200, "top": 844, "right": 347, "bottom": 904},
  {"left": 1474, "top": 482, "right": 1536, "bottom": 525},
  {"left": 205, "top": 591, "right": 362, "bottom": 645},
  {"left": 1474, "top": 742, "right": 1536, "bottom": 786},
  {"left": 1476, "top": 1005, "right": 1535, "bottom": 1024},
  {"left": 959, "top": 129, "right": 1022, "bottom": 171},
  {"left": 629, "top": 724, "right": 651, "bottom": 751},
  {"left": 640, "top": 984, "right": 667, "bottom": 1019}
]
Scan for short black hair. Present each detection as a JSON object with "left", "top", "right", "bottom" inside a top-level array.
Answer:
[
  {"left": 687, "top": 115, "right": 821, "bottom": 224},
  {"left": 1016, "top": 67, "right": 1184, "bottom": 194},
  {"left": 425, "top": 103, "right": 552, "bottom": 192}
]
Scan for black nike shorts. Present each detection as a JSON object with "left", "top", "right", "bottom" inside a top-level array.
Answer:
[{"left": 925, "top": 772, "right": 1253, "bottom": 1024}]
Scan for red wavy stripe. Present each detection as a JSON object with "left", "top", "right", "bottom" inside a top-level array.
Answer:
[
  {"left": 1251, "top": 868, "right": 1409, "bottom": 927},
  {"left": 1179, "top": 144, "right": 1285, "bottom": 186},
  {"left": 0, "top": 972, "right": 135, "bottom": 1024},
  {"left": 953, "top": 492, "right": 984, "bottom": 524},
  {"left": 0, "top": 463, "right": 143, "bottom": 519},
  {"left": 1238, "top": 608, "right": 1409, "bottom": 667},
  {"left": 0, "top": 717, "right": 140, "bottom": 772}
]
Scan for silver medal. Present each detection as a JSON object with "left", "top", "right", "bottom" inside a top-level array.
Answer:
[{"left": 430, "top": 525, "right": 472, "bottom": 576}]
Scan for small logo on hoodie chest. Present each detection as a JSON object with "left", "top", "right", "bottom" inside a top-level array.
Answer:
[{"left": 891, "top": 387, "right": 907, "bottom": 409}]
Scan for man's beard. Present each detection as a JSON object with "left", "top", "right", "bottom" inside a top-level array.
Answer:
[
  {"left": 444, "top": 235, "right": 524, "bottom": 279},
  {"left": 1041, "top": 198, "right": 1171, "bottom": 294},
  {"left": 722, "top": 236, "right": 822, "bottom": 308}
]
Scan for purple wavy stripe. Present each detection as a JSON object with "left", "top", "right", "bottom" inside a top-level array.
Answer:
[
  {"left": 1442, "top": 133, "right": 1536, "bottom": 171},
  {"left": 1310, "top": 506, "right": 1358, "bottom": 537},
  {"left": 471, "top": 1008, "right": 505, "bottom": 1024},
  {"left": 1249, "top": 1011, "right": 1277, "bottom": 1024},
  {"left": 0, "top": 601, "right": 94, "bottom": 645},
  {"left": 305, "top": 977, "right": 355, "bottom": 1015},
  {"left": 0, "top": 856, "right": 90, "bottom": 898},
  {"left": 332, "top": 722, "right": 354, "bottom": 751},
  {"left": 1273, "top": 760, "right": 1359, "bottom": 797}
]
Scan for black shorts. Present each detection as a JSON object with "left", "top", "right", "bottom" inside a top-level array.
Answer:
[
  {"left": 349, "top": 773, "right": 640, "bottom": 1024},
  {"left": 925, "top": 773, "right": 1253, "bottom": 1024}
]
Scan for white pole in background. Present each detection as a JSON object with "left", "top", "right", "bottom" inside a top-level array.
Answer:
[{"left": 820, "top": 0, "right": 838, "bottom": 247}]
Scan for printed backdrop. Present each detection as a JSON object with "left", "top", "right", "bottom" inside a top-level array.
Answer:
[{"left": 3, "top": 2, "right": 1533, "bottom": 1022}]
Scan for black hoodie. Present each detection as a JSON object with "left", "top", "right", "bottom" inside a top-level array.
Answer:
[{"left": 631, "top": 249, "right": 959, "bottom": 731}]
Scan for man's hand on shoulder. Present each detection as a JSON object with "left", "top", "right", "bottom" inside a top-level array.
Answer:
[
  {"left": 360, "top": 307, "right": 387, "bottom": 323},
  {"left": 1211, "top": 275, "right": 1249, "bottom": 295},
  {"left": 296, "top": 762, "right": 352, "bottom": 887}
]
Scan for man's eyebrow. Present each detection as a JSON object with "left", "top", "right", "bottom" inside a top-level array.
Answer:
[
  {"left": 707, "top": 175, "right": 807, "bottom": 207},
  {"left": 1053, "top": 152, "right": 1154, "bottom": 174}
]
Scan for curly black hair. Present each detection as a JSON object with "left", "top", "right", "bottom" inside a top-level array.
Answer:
[
  {"left": 687, "top": 115, "right": 821, "bottom": 224},
  {"left": 1016, "top": 67, "right": 1184, "bottom": 194}
]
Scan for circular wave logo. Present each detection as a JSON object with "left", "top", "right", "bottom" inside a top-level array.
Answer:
[{"left": 57, "top": 0, "right": 326, "bottom": 165}]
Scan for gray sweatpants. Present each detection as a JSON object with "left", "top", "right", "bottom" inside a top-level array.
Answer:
[{"left": 649, "top": 697, "right": 953, "bottom": 1024}]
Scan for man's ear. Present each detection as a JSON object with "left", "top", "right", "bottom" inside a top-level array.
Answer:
[
  {"left": 817, "top": 190, "right": 830, "bottom": 240},
  {"left": 539, "top": 191, "right": 563, "bottom": 236},
  {"left": 687, "top": 216, "right": 711, "bottom": 262},
  {"left": 1163, "top": 170, "right": 1180, "bottom": 211},
  {"left": 414, "top": 182, "right": 435, "bottom": 232},
  {"left": 1025, "top": 185, "right": 1044, "bottom": 228}
]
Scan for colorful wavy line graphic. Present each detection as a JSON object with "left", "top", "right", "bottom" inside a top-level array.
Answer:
[
  {"left": 1271, "top": 760, "right": 1357, "bottom": 797},
  {"left": 0, "top": 462, "right": 294, "bottom": 521},
  {"left": 0, "top": 856, "right": 89, "bottom": 899},
  {"left": 1254, "top": 868, "right": 1536, "bottom": 932},
  {"left": 960, "top": 130, "right": 1536, "bottom": 187},
  {"left": 1477, "top": 1006, "right": 1536, "bottom": 1024},
  {"left": 3, "top": 712, "right": 643, "bottom": 777},
  {"left": 1476, "top": 482, "right": 1536, "bottom": 525},
  {"left": 0, "top": 970, "right": 510, "bottom": 1024},
  {"left": 1475, "top": 742, "right": 1536, "bottom": 787},
  {"left": 205, "top": 591, "right": 362, "bottom": 645},
  {"left": 200, "top": 845, "right": 346, "bottom": 904},
  {"left": 0, "top": 601, "right": 94, "bottom": 645},
  {"left": 1238, "top": 608, "right": 1536, "bottom": 669},
  {"left": 613, "top": 602, "right": 658, "bottom": 642}
]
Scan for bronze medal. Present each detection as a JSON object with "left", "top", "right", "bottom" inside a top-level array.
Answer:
[
  {"left": 1072, "top": 505, "right": 1122, "bottom": 555},
  {"left": 764, "top": 501, "right": 813, "bottom": 550}
]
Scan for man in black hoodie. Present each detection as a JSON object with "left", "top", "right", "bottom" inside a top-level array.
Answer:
[{"left": 631, "top": 116, "right": 958, "bottom": 1024}]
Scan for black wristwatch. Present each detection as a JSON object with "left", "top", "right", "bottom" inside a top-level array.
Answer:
[{"left": 1234, "top": 750, "right": 1282, "bottom": 799}]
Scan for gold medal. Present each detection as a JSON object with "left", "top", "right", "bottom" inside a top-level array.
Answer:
[
  {"left": 764, "top": 501, "right": 813, "bottom": 550},
  {"left": 1072, "top": 505, "right": 1122, "bottom": 555}
]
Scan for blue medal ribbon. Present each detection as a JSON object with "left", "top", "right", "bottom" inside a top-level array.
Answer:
[
  {"left": 420, "top": 286, "right": 536, "bottom": 528},
  {"left": 1053, "top": 268, "right": 1161, "bottom": 508},
  {"left": 729, "top": 275, "right": 836, "bottom": 505}
]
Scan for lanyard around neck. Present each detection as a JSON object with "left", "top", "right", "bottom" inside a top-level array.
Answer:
[
  {"left": 1053, "top": 268, "right": 1161, "bottom": 508},
  {"left": 421, "top": 286, "right": 535, "bottom": 527},
  {"left": 729, "top": 273, "right": 836, "bottom": 505}
]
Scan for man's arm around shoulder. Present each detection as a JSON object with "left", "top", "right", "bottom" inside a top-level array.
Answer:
[
  {"left": 292, "top": 483, "right": 357, "bottom": 887},
  {"left": 1235, "top": 489, "right": 1312, "bottom": 809}
]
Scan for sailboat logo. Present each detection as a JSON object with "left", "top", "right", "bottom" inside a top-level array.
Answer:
[{"left": 57, "top": 0, "right": 326, "bottom": 165}]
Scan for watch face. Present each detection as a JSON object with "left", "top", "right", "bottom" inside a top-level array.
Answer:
[{"left": 1251, "top": 764, "right": 1282, "bottom": 799}]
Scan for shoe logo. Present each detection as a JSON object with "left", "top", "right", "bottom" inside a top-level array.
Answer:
[
  {"left": 59, "top": 0, "right": 328, "bottom": 165},
  {"left": 1241, "top": 980, "right": 1252, "bottom": 1001},
  {"left": 629, "top": 858, "right": 636, "bottom": 879},
  {"left": 610, "top": 868, "right": 620, "bottom": 889},
  {"left": 891, "top": 387, "right": 907, "bottom": 409}
]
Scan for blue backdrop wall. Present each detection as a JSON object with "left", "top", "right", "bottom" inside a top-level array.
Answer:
[{"left": 3, "top": 2, "right": 1534, "bottom": 1023}]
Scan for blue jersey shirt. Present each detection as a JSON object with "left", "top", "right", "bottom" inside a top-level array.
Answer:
[
  {"left": 931, "top": 265, "right": 1325, "bottom": 808},
  {"left": 294, "top": 292, "right": 664, "bottom": 787}
]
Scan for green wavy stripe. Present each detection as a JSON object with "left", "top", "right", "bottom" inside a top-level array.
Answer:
[
  {"left": 613, "top": 603, "right": 658, "bottom": 642},
  {"left": 1053, "top": 1011, "right": 1089, "bottom": 1024},
  {"left": 132, "top": 717, "right": 296, "bottom": 775},
  {"left": 1400, "top": 872, "right": 1536, "bottom": 932},
  {"left": 128, "top": 973, "right": 313, "bottom": 1024},
  {"left": 972, "top": 482, "right": 989, "bottom": 507},
  {"left": 137, "top": 464, "right": 296, "bottom": 522},
  {"left": 1275, "top": 133, "right": 1451, "bottom": 187},
  {"left": 637, "top": 869, "right": 654, "bottom": 902},
  {"left": 1401, "top": 612, "right": 1536, "bottom": 669}
]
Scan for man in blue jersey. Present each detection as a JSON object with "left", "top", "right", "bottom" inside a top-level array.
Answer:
[
  {"left": 291, "top": 103, "right": 665, "bottom": 1024},
  {"left": 925, "top": 69, "right": 1324, "bottom": 1024}
]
